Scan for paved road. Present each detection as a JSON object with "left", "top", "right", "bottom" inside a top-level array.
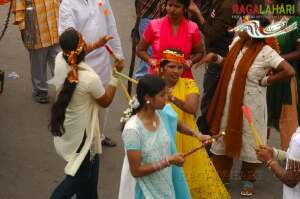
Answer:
[{"left": 0, "top": 1, "right": 283, "bottom": 199}]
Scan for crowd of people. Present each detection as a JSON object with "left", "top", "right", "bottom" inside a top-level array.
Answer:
[{"left": 7, "top": 0, "right": 300, "bottom": 198}]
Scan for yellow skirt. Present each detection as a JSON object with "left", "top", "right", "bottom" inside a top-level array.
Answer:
[{"left": 176, "top": 133, "right": 230, "bottom": 199}]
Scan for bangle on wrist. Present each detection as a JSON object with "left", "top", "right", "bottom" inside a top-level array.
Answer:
[
  {"left": 165, "top": 156, "right": 170, "bottom": 166},
  {"left": 266, "top": 159, "right": 276, "bottom": 169},
  {"left": 169, "top": 95, "right": 175, "bottom": 102},
  {"left": 108, "top": 76, "right": 119, "bottom": 87},
  {"left": 259, "top": 76, "right": 270, "bottom": 87}
]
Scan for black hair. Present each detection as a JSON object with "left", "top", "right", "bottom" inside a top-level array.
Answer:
[
  {"left": 166, "top": 0, "right": 191, "bottom": 18},
  {"left": 120, "top": 75, "right": 166, "bottom": 130},
  {"left": 134, "top": 75, "right": 166, "bottom": 113},
  {"left": 167, "top": 0, "right": 191, "bottom": 8},
  {"left": 49, "top": 28, "right": 86, "bottom": 137},
  {"left": 160, "top": 48, "right": 184, "bottom": 69}
]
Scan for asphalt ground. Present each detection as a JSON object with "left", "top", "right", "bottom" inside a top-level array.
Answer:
[{"left": 0, "top": 1, "right": 283, "bottom": 198}]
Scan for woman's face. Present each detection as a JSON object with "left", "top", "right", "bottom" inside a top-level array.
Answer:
[
  {"left": 149, "top": 88, "right": 167, "bottom": 110},
  {"left": 166, "top": 0, "right": 185, "bottom": 20},
  {"left": 161, "top": 61, "right": 184, "bottom": 85}
]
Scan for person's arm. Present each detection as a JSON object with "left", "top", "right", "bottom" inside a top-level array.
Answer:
[
  {"left": 281, "top": 42, "right": 300, "bottom": 61},
  {"left": 95, "top": 81, "right": 118, "bottom": 108},
  {"left": 137, "top": 20, "right": 158, "bottom": 66},
  {"left": 94, "top": 63, "right": 124, "bottom": 108},
  {"left": 190, "top": 41, "right": 205, "bottom": 67},
  {"left": 177, "top": 121, "right": 210, "bottom": 141},
  {"left": 188, "top": 2, "right": 205, "bottom": 25},
  {"left": 123, "top": 129, "right": 184, "bottom": 177},
  {"left": 256, "top": 146, "right": 300, "bottom": 188},
  {"left": 85, "top": 36, "right": 113, "bottom": 54},
  {"left": 260, "top": 60, "right": 295, "bottom": 86},
  {"left": 168, "top": 92, "right": 199, "bottom": 115},
  {"left": 199, "top": 52, "right": 224, "bottom": 65},
  {"left": 11, "top": 0, "right": 25, "bottom": 41},
  {"left": 127, "top": 150, "right": 185, "bottom": 177},
  {"left": 137, "top": 38, "right": 153, "bottom": 63}
]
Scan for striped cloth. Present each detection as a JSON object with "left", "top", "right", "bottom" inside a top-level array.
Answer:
[
  {"left": 12, "top": 0, "right": 59, "bottom": 49},
  {"left": 135, "top": 0, "right": 166, "bottom": 18}
]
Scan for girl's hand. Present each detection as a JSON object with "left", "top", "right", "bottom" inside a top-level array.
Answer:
[
  {"left": 255, "top": 145, "right": 274, "bottom": 163},
  {"left": 169, "top": 153, "right": 185, "bottom": 167},
  {"left": 194, "top": 132, "right": 211, "bottom": 142},
  {"left": 114, "top": 59, "right": 124, "bottom": 72},
  {"left": 95, "top": 35, "right": 113, "bottom": 48}
]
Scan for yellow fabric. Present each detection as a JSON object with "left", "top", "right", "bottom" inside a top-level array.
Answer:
[
  {"left": 169, "top": 78, "right": 230, "bottom": 199},
  {"left": 12, "top": 0, "right": 59, "bottom": 49}
]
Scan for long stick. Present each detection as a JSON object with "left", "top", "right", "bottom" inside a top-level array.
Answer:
[
  {"left": 183, "top": 132, "right": 225, "bottom": 157},
  {"left": 113, "top": 69, "right": 138, "bottom": 85},
  {"left": 242, "top": 105, "right": 263, "bottom": 148},
  {"left": 104, "top": 44, "right": 139, "bottom": 85},
  {"left": 119, "top": 80, "right": 132, "bottom": 102},
  {"left": 128, "top": 17, "right": 140, "bottom": 94}
]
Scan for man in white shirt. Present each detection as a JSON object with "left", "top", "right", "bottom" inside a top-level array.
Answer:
[{"left": 59, "top": 0, "right": 124, "bottom": 147}]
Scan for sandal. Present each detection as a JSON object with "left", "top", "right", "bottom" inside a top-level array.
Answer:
[
  {"left": 240, "top": 181, "right": 254, "bottom": 197},
  {"left": 101, "top": 137, "right": 117, "bottom": 147}
]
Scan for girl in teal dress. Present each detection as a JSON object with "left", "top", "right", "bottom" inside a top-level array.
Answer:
[{"left": 120, "top": 75, "right": 209, "bottom": 199}]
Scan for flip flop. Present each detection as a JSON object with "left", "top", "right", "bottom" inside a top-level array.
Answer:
[{"left": 240, "top": 181, "right": 254, "bottom": 197}]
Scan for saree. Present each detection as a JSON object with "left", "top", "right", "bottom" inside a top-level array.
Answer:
[{"left": 170, "top": 78, "right": 230, "bottom": 199}]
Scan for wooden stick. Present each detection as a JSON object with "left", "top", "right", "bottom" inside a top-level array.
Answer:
[
  {"left": 113, "top": 69, "right": 138, "bottom": 85},
  {"left": 242, "top": 105, "right": 263, "bottom": 147},
  {"left": 119, "top": 79, "right": 132, "bottom": 102},
  {"left": 105, "top": 45, "right": 119, "bottom": 62},
  {"left": 104, "top": 44, "right": 139, "bottom": 85},
  {"left": 183, "top": 132, "right": 225, "bottom": 158}
]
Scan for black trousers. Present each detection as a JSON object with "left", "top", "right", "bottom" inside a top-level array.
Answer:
[
  {"left": 197, "top": 62, "right": 221, "bottom": 134},
  {"left": 200, "top": 62, "right": 221, "bottom": 115},
  {"left": 49, "top": 152, "right": 99, "bottom": 199}
]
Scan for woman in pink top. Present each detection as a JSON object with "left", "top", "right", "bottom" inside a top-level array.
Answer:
[{"left": 137, "top": 0, "right": 204, "bottom": 79}]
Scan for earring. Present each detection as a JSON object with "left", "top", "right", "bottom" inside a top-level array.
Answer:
[{"left": 146, "top": 100, "right": 150, "bottom": 104}]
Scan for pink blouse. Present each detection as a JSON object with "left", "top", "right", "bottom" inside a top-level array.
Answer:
[{"left": 143, "top": 16, "right": 202, "bottom": 78}]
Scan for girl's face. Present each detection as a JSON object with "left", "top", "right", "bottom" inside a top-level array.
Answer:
[
  {"left": 148, "top": 88, "right": 167, "bottom": 110},
  {"left": 166, "top": 0, "right": 185, "bottom": 20},
  {"left": 160, "top": 61, "right": 183, "bottom": 85}
]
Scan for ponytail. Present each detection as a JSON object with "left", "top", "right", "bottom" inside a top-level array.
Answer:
[{"left": 49, "top": 28, "right": 86, "bottom": 136}]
